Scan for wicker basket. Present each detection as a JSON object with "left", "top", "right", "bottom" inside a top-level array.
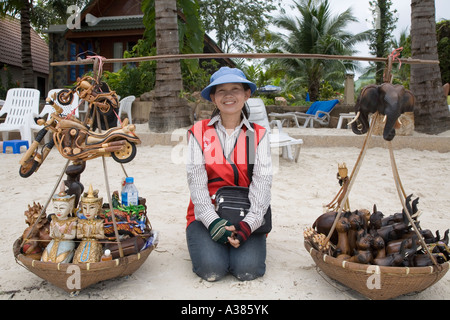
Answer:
[
  {"left": 304, "top": 239, "right": 449, "bottom": 300},
  {"left": 13, "top": 236, "right": 156, "bottom": 293}
]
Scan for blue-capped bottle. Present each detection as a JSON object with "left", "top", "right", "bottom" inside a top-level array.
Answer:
[{"left": 121, "top": 177, "right": 139, "bottom": 206}]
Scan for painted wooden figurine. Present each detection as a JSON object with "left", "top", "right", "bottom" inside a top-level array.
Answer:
[
  {"left": 41, "top": 189, "right": 77, "bottom": 263},
  {"left": 73, "top": 185, "right": 105, "bottom": 263}
]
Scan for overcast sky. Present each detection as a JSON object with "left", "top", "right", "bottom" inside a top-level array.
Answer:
[{"left": 279, "top": 0, "right": 450, "bottom": 78}]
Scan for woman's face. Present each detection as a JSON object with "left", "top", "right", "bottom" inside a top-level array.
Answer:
[
  {"left": 210, "top": 83, "right": 251, "bottom": 118},
  {"left": 82, "top": 202, "right": 99, "bottom": 219},
  {"left": 53, "top": 200, "right": 72, "bottom": 219}
]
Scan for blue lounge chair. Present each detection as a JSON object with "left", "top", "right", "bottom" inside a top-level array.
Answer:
[
  {"left": 294, "top": 99, "right": 340, "bottom": 128},
  {"left": 269, "top": 99, "right": 340, "bottom": 128}
]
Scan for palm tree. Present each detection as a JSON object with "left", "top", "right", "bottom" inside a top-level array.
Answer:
[
  {"left": 0, "top": 0, "right": 34, "bottom": 88},
  {"left": 148, "top": 0, "right": 192, "bottom": 132},
  {"left": 410, "top": 0, "right": 449, "bottom": 134},
  {"left": 270, "top": 0, "right": 370, "bottom": 101}
]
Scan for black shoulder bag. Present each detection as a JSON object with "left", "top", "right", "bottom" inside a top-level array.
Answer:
[{"left": 213, "top": 123, "right": 272, "bottom": 234}]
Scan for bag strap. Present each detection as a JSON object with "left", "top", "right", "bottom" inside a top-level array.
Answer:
[{"left": 247, "top": 122, "right": 255, "bottom": 183}]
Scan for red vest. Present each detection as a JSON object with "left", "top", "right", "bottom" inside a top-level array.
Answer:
[{"left": 186, "top": 119, "right": 266, "bottom": 227}]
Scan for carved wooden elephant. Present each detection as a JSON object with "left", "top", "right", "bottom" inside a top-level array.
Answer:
[{"left": 351, "top": 83, "right": 415, "bottom": 141}]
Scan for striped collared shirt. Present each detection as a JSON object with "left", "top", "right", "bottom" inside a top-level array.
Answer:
[{"left": 186, "top": 113, "right": 272, "bottom": 232}]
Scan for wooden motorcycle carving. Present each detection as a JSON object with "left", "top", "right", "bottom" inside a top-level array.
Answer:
[
  {"left": 19, "top": 101, "right": 140, "bottom": 178},
  {"left": 57, "top": 75, "right": 119, "bottom": 130},
  {"left": 53, "top": 116, "right": 140, "bottom": 162}
]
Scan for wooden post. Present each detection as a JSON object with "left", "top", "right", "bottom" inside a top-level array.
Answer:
[{"left": 343, "top": 73, "right": 355, "bottom": 105}]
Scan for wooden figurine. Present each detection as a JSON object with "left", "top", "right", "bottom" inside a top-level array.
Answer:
[
  {"left": 73, "top": 185, "right": 105, "bottom": 264},
  {"left": 41, "top": 188, "right": 77, "bottom": 263},
  {"left": 335, "top": 217, "right": 351, "bottom": 260},
  {"left": 22, "top": 202, "right": 51, "bottom": 259}
]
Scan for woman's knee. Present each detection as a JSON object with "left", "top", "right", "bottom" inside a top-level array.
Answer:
[
  {"left": 230, "top": 235, "right": 266, "bottom": 281},
  {"left": 231, "top": 260, "right": 266, "bottom": 281},
  {"left": 193, "top": 261, "right": 228, "bottom": 282},
  {"left": 186, "top": 221, "right": 229, "bottom": 281}
]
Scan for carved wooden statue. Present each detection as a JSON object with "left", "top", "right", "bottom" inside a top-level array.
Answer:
[
  {"left": 73, "top": 185, "right": 105, "bottom": 263},
  {"left": 22, "top": 202, "right": 51, "bottom": 259},
  {"left": 41, "top": 189, "right": 77, "bottom": 263}
]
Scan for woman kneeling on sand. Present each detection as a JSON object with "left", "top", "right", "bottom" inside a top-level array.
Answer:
[{"left": 185, "top": 67, "right": 272, "bottom": 281}]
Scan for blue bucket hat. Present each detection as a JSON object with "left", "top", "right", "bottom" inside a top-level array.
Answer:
[{"left": 201, "top": 67, "right": 257, "bottom": 101}]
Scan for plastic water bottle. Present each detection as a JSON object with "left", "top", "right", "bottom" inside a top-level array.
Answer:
[{"left": 121, "top": 177, "right": 139, "bottom": 206}]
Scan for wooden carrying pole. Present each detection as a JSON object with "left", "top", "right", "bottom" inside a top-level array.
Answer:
[{"left": 49, "top": 52, "right": 440, "bottom": 67}]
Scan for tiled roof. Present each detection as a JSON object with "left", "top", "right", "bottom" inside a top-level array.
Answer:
[
  {"left": 72, "top": 16, "right": 144, "bottom": 33},
  {"left": 0, "top": 16, "right": 49, "bottom": 75}
]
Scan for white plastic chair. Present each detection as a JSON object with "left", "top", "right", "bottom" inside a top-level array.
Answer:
[
  {"left": 0, "top": 88, "right": 40, "bottom": 145},
  {"left": 30, "top": 89, "right": 81, "bottom": 144},
  {"left": 77, "top": 101, "right": 89, "bottom": 122},
  {"left": 247, "top": 98, "right": 303, "bottom": 162},
  {"left": 117, "top": 95, "right": 135, "bottom": 126},
  {"left": 267, "top": 112, "right": 301, "bottom": 128}
]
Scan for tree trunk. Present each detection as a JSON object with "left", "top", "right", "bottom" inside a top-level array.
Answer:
[
  {"left": 374, "top": 0, "right": 392, "bottom": 84},
  {"left": 410, "top": 0, "right": 449, "bottom": 134},
  {"left": 148, "top": 0, "right": 192, "bottom": 132},
  {"left": 20, "top": 0, "right": 34, "bottom": 88}
]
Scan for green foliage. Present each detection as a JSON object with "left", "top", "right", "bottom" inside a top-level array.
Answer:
[
  {"left": 104, "top": 57, "right": 220, "bottom": 97},
  {"left": 437, "top": 20, "right": 450, "bottom": 84},
  {"left": 360, "top": 27, "right": 412, "bottom": 88},
  {"left": 141, "top": 0, "right": 156, "bottom": 52},
  {"left": 182, "top": 60, "right": 219, "bottom": 93},
  {"left": 269, "top": 0, "right": 370, "bottom": 102},
  {"left": 318, "top": 81, "right": 335, "bottom": 100},
  {"left": 178, "top": 0, "right": 204, "bottom": 55},
  {"left": 0, "top": 65, "right": 20, "bottom": 100},
  {"left": 438, "top": 37, "right": 450, "bottom": 84},
  {"left": 198, "top": 0, "right": 283, "bottom": 53},
  {"left": 1, "top": 0, "right": 90, "bottom": 34},
  {"left": 367, "top": 0, "right": 399, "bottom": 83},
  {"left": 137, "top": 0, "right": 205, "bottom": 85},
  {"left": 392, "top": 29, "right": 411, "bottom": 86},
  {"left": 257, "top": 96, "right": 274, "bottom": 106},
  {"left": 140, "top": 0, "right": 204, "bottom": 56},
  {"left": 103, "top": 62, "right": 156, "bottom": 98},
  {"left": 242, "top": 64, "right": 265, "bottom": 88},
  {"left": 368, "top": 0, "right": 398, "bottom": 55}
]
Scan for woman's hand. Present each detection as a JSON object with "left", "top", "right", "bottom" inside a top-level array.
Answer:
[
  {"left": 209, "top": 218, "right": 233, "bottom": 244},
  {"left": 230, "top": 221, "right": 252, "bottom": 248},
  {"left": 225, "top": 225, "right": 241, "bottom": 248}
]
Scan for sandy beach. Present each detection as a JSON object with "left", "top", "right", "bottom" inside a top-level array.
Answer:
[{"left": 1, "top": 126, "right": 450, "bottom": 301}]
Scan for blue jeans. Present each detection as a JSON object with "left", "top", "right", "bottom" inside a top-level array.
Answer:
[{"left": 186, "top": 220, "right": 266, "bottom": 281}]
